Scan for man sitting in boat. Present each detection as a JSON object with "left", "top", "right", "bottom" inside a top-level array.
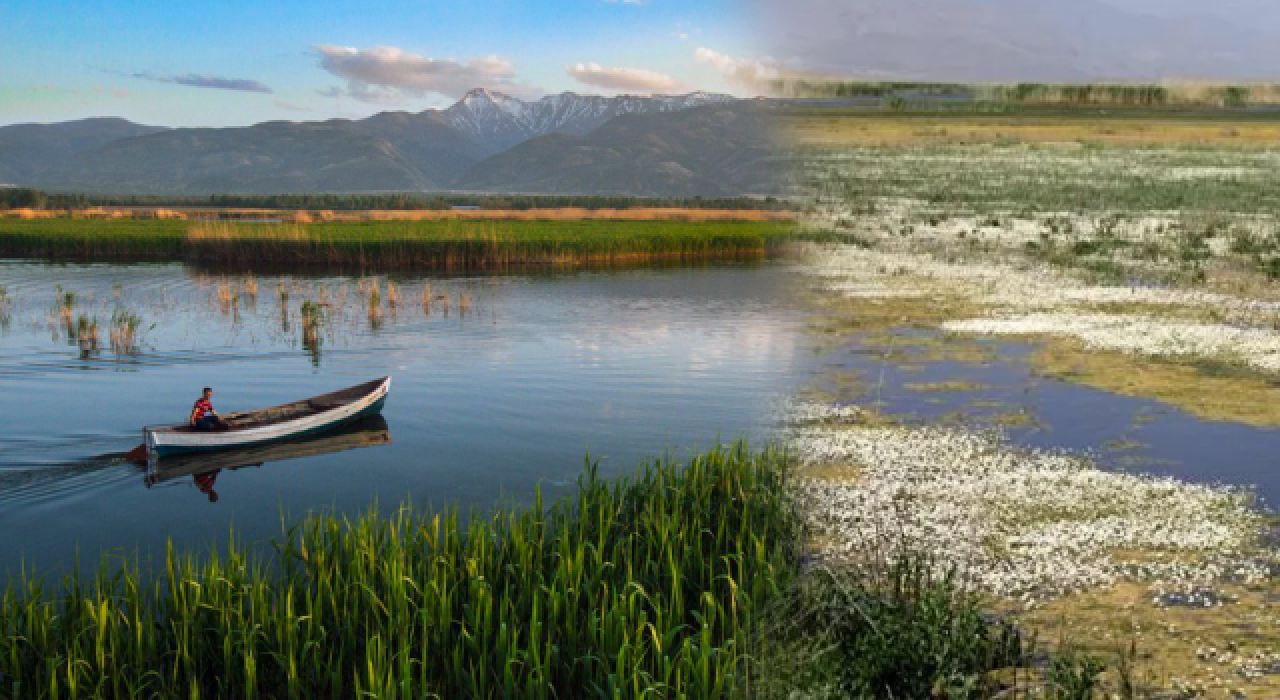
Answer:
[{"left": 190, "top": 387, "right": 227, "bottom": 431}]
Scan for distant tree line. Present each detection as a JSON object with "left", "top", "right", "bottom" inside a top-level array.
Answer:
[
  {"left": 983, "top": 83, "right": 1256, "bottom": 107},
  {"left": 780, "top": 79, "right": 1273, "bottom": 110},
  {"left": 0, "top": 188, "right": 52, "bottom": 209},
  {"left": 0, "top": 189, "right": 95, "bottom": 210},
  {"left": 0, "top": 190, "right": 787, "bottom": 211},
  {"left": 772, "top": 79, "right": 974, "bottom": 99}
]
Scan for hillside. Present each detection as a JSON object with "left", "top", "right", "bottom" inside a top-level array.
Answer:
[
  {"left": 454, "top": 103, "right": 782, "bottom": 197},
  {"left": 0, "top": 118, "right": 167, "bottom": 185},
  {"left": 0, "top": 91, "right": 765, "bottom": 196}
]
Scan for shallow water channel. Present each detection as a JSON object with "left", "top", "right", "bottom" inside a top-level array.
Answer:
[
  {"left": 813, "top": 328, "right": 1280, "bottom": 509},
  {"left": 0, "top": 261, "right": 811, "bottom": 575}
]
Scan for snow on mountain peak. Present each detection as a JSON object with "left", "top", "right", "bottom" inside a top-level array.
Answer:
[{"left": 441, "top": 89, "right": 736, "bottom": 147}]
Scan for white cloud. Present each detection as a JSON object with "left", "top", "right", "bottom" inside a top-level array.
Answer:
[
  {"left": 566, "top": 63, "right": 679, "bottom": 92},
  {"left": 314, "top": 45, "right": 537, "bottom": 103},
  {"left": 693, "top": 47, "right": 780, "bottom": 91}
]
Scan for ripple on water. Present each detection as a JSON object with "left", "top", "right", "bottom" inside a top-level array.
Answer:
[
  {"left": 0, "top": 260, "right": 809, "bottom": 574},
  {"left": 0, "top": 460, "right": 139, "bottom": 513}
]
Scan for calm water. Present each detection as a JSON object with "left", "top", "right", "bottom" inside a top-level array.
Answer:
[
  {"left": 816, "top": 330, "right": 1280, "bottom": 510},
  {"left": 3, "top": 259, "right": 1278, "bottom": 578},
  {"left": 0, "top": 261, "right": 811, "bottom": 576}
]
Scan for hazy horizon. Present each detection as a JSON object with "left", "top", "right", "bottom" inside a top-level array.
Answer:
[
  {"left": 9, "top": 0, "right": 1280, "bottom": 129},
  {"left": 747, "top": 0, "right": 1280, "bottom": 85}
]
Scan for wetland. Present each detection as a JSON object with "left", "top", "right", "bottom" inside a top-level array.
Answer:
[{"left": 785, "top": 110, "right": 1280, "bottom": 697}]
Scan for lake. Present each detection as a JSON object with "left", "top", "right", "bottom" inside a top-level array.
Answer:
[
  {"left": 0, "top": 261, "right": 811, "bottom": 576},
  {"left": 3, "top": 258, "right": 1277, "bottom": 580}
]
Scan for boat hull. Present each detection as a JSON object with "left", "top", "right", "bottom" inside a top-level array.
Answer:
[
  {"left": 146, "top": 416, "right": 391, "bottom": 480},
  {"left": 146, "top": 379, "right": 390, "bottom": 456}
]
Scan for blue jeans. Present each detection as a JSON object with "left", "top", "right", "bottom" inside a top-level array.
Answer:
[{"left": 195, "top": 415, "right": 220, "bottom": 431}]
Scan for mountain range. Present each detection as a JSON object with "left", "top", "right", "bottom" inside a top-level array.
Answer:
[{"left": 0, "top": 90, "right": 779, "bottom": 197}]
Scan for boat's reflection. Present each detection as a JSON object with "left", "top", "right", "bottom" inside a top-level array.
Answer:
[{"left": 144, "top": 416, "right": 391, "bottom": 501}]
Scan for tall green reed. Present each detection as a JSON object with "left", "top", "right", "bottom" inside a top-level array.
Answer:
[
  {"left": 0, "top": 218, "right": 803, "bottom": 268},
  {"left": 1, "top": 443, "right": 798, "bottom": 699}
]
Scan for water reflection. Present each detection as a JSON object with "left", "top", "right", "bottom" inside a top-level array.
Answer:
[
  {"left": 0, "top": 261, "right": 803, "bottom": 575},
  {"left": 815, "top": 328, "right": 1280, "bottom": 507},
  {"left": 142, "top": 416, "right": 392, "bottom": 502}
]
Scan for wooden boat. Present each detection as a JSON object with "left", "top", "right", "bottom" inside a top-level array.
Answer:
[
  {"left": 144, "top": 377, "right": 391, "bottom": 456},
  {"left": 144, "top": 415, "right": 391, "bottom": 485}
]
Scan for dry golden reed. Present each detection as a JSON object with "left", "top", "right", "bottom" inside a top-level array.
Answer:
[{"left": 6, "top": 207, "right": 793, "bottom": 222}]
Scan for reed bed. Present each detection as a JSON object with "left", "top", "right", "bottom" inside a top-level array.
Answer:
[
  {"left": 356, "top": 207, "right": 797, "bottom": 223},
  {"left": 0, "top": 219, "right": 188, "bottom": 258},
  {"left": 242, "top": 273, "right": 259, "bottom": 301},
  {"left": 299, "top": 300, "right": 327, "bottom": 362},
  {"left": 0, "top": 444, "right": 799, "bottom": 699},
  {"left": 184, "top": 220, "right": 797, "bottom": 269},
  {"left": 71, "top": 313, "right": 98, "bottom": 354},
  {"left": 1, "top": 207, "right": 796, "bottom": 223},
  {"left": 54, "top": 288, "right": 76, "bottom": 328},
  {"left": 107, "top": 310, "right": 145, "bottom": 355},
  {"left": 215, "top": 278, "right": 235, "bottom": 311},
  {"left": 0, "top": 285, "right": 11, "bottom": 326},
  {"left": 0, "top": 218, "right": 802, "bottom": 268}
]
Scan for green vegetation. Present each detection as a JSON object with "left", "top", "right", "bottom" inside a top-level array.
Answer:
[
  {"left": 779, "top": 79, "right": 1280, "bottom": 112},
  {"left": 0, "top": 189, "right": 788, "bottom": 212},
  {"left": 0, "top": 218, "right": 803, "bottom": 268},
  {"left": 807, "top": 142, "right": 1280, "bottom": 213},
  {"left": 0, "top": 442, "right": 1107, "bottom": 699},
  {"left": 0, "top": 188, "right": 49, "bottom": 210},
  {"left": 299, "top": 299, "right": 326, "bottom": 363},
  {"left": 791, "top": 92, "right": 1280, "bottom": 698},
  {"left": 767, "top": 554, "right": 1026, "bottom": 698},
  {"left": 0, "top": 285, "right": 11, "bottom": 326},
  {"left": 2, "top": 445, "right": 796, "bottom": 698},
  {"left": 107, "top": 310, "right": 146, "bottom": 355},
  {"left": 71, "top": 313, "right": 98, "bottom": 354}
]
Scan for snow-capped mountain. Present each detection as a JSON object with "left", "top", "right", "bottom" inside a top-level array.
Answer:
[
  {"left": 441, "top": 88, "right": 736, "bottom": 150},
  {"left": 0, "top": 90, "right": 768, "bottom": 196}
]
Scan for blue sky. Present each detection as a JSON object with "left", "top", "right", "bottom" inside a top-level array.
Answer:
[{"left": 0, "top": 0, "right": 759, "bottom": 127}]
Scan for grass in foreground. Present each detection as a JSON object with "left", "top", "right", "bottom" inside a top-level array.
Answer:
[
  {"left": 2, "top": 444, "right": 797, "bottom": 699},
  {"left": 0, "top": 441, "right": 1114, "bottom": 699},
  {"left": 764, "top": 553, "right": 1026, "bottom": 699},
  {"left": 0, "top": 218, "right": 802, "bottom": 268}
]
